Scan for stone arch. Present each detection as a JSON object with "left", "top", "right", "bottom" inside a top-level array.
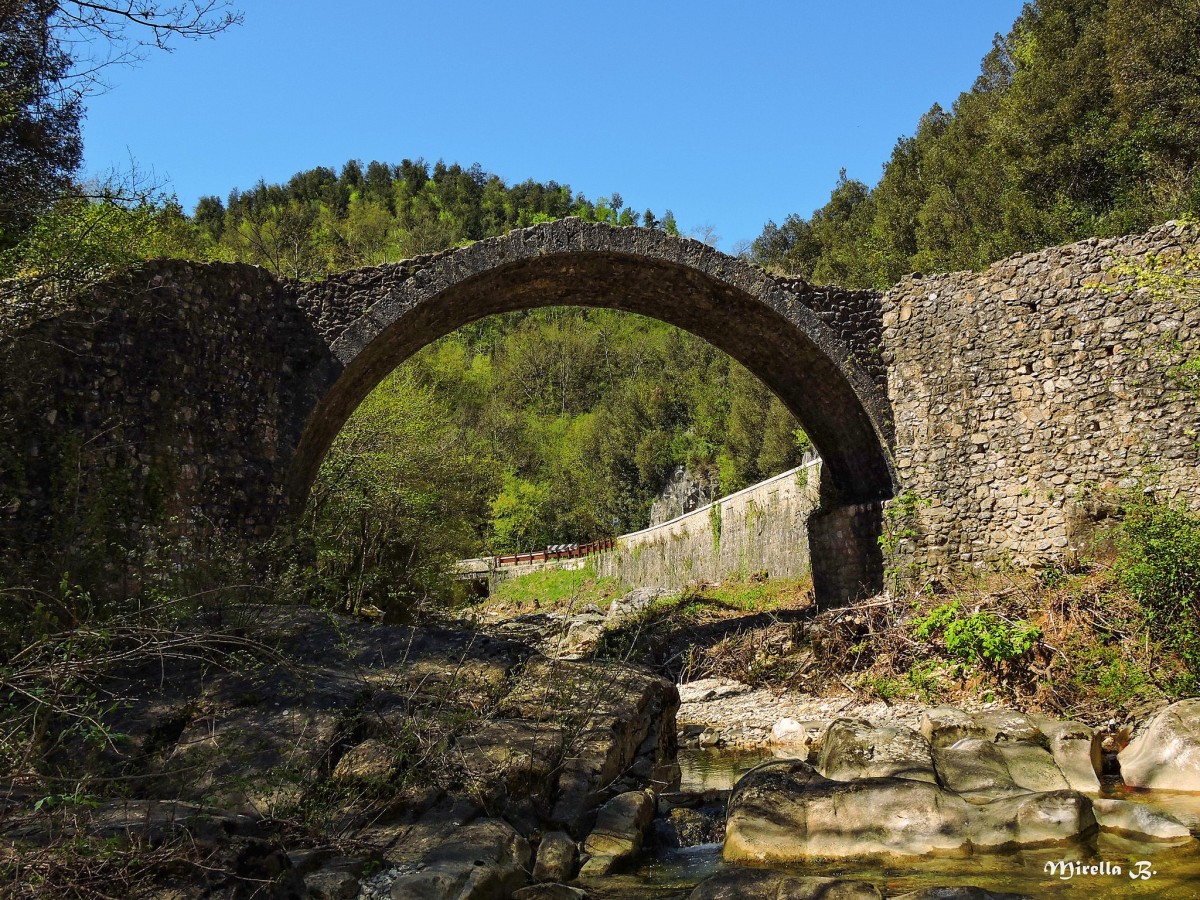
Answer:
[
  {"left": 0, "top": 219, "right": 895, "bottom": 605},
  {"left": 288, "top": 219, "right": 896, "bottom": 518}
]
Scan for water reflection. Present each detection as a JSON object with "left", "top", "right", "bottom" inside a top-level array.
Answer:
[{"left": 600, "top": 747, "right": 1200, "bottom": 899}]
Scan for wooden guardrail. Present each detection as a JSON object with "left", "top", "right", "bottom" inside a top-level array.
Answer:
[{"left": 494, "top": 537, "right": 615, "bottom": 568}]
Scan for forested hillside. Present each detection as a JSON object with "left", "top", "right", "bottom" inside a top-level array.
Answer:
[
  {"left": 751, "top": 0, "right": 1200, "bottom": 287},
  {"left": 5, "top": 0, "right": 1199, "bottom": 610}
]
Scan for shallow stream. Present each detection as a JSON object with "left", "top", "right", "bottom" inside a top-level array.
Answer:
[{"left": 582, "top": 748, "right": 1200, "bottom": 899}]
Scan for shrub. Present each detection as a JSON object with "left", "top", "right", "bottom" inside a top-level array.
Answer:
[
  {"left": 912, "top": 600, "right": 1041, "bottom": 665},
  {"left": 1114, "top": 495, "right": 1200, "bottom": 667}
]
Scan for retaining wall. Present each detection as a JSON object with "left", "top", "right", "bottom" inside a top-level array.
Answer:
[{"left": 594, "top": 460, "right": 822, "bottom": 590}]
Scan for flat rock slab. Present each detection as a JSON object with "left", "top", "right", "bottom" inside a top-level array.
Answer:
[{"left": 1092, "top": 798, "right": 1193, "bottom": 841}]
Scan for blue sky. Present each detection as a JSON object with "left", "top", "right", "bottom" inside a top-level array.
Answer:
[{"left": 81, "top": 1, "right": 1028, "bottom": 251}]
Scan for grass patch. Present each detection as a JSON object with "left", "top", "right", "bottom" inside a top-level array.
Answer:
[{"left": 485, "top": 563, "right": 620, "bottom": 612}]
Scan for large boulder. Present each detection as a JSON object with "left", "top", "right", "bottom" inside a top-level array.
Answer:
[
  {"left": 968, "top": 790, "right": 1096, "bottom": 848},
  {"left": 579, "top": 790, "right": 656, "bottom": 876},
  {"left": 1119, "top": 699, "right": 1200, "bottom": 791},
  {"left": 725, "top": 760, "right": 1098, "bottom": 863},
  {"left": 532, "top": 830, "right": 578, "bottom": 883},
  {"left": 817, "top": 719, "right": 937, "bottom": 784},
  {"left": 388, "top": 818, "right": 531, "bottom": 900},
  {"left": 606, "top": 587, "right": 668, "bottom": 625},
  {"left": 933, "top": 739, "right": 1020, "bottom": 797},
  {"left": 1091, "top": 798, "right": 1193, "bottom": 842},
  {"left": 724, "top": 761, "right": 974, "bottom": 862}
]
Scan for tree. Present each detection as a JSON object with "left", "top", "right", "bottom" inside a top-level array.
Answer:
[
  {"left": 1, "top": 1, "right": 240, "bottom": 252},
  {"left": 0, "top": 1, "right": 82, "bottom": 250}
]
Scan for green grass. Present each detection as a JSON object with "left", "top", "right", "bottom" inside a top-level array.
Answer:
[
  {"left": 487, "top": 564, "right": 621, "bottom": 611},
  {"left": 692, "top": 576, "right": 812, "bottom": 613}
]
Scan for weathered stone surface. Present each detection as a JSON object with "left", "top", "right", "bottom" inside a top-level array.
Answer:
[
  {"left": 606, "top": 587, "right": 668, "bottom": 624},
  {"left": 331, "top": 738, "right": 398, "bottom": 782},
  {"left": 994, "top": 742, "right": 1070, "bottom": 793},
  {"left": 1092, "top": 798, "right": 1193, "bottom": 841},
  {"left": 724, "top": 761, "right": 974, "bottom": 862},
  {"left": 579, "top": 790, "right": 656, "bottom": 876},
  {"left": 1040, "top": 719, "right": 1101, "bottom": 792},
  {"left": 512, "top": 885, "right": 589, "bottom": 900},
  {"left": 655, "top": 805, "right": 725, "bottom": 848},
  {"left": 770, "top": 718, "right": 829, "bottom": 761},
  {"left": 688, "top": 868, "right": 882, "bottom": 899},
  {"left": 597, "top": 460, "right": 831, "bottom": 594},
  {"left": 531, "top": 831, "right": 577, "bottom": 883},
  {"left": 885, "top": 221, "right": 1200, "bottom": 574},
  {"left": 818, "top": 718, "right": 937, "bottom": 783},
  {"left": 921, "top": 707, "right": 988, "bottom": 749},
  {"left": 497, "top": 656, "right": 679, "bottom": 828},
  {"left": 1119, "top": 699, "right": 1200, "bottom": 791},
  {"left": 974, "top": 709, "right": 1042, "bottom": 745},
  {"left": 968, "top": 791, "right": 1096, "bottom": 848},
  {"left": 388, "top": 818, "right": 531, "bottom": 900},
  {"left": 725, "top": 760, "right": 1097, "bottom": 863},
  {"left": 933, "top": 739, "right": 1020, "bottom": 797},
  {"left": 305, "top": 867, "right": 360, "bottom": 900}
]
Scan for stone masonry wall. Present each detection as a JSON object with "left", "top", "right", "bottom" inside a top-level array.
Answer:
[
  {"left": 594, "top": 461, "right": 823, "bottom": 590},
  {"left": 776, "top": 276, "right": 886, "bottom": 392},
  {"left": 0, "top": 262, "right": 336, "bottom": 573},
  {"left": 882, "top": 220, "right": 1200, "bottom": 573}
]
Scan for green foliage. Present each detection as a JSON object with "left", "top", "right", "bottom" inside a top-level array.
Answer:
[
  {"left": 300, "top": 369, "right": 497, "bottom": 616},
  {"left": 1, "top": 189, "right": 201, "bottom": 294},
  {"left": 395, "top": 306, "right": 811, "bottom": 554},
  {"left": 912, "top": 600, "right": 1042, "bottom": 664},
  {"left": 196, "top": 158, "right": 666, "bottom": 279},
  {"left": 1114, "top": 493, "right": 1200, "bottom": 668},
  {"left": 880, "top": 490, "right": 931, "bottom": 589},
  {"left": 752, "top": 0, "right": 1200, "bottom": 287}
]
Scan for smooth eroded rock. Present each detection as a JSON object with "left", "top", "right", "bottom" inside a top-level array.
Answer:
[
  {"left": 921, "top": 707, "right": 988, "bottom": 749},
  {"left": 724, "top": 760, "right": 973, "bottom": 862},
  {"left": 818, "top": 718, "right": 937, "bottom": 784},
  {"left": 1040, "top": 719, "right": 1101, "bottom": 792},
  {"left": 1119, "top": 699, "right": 1200, "bottom": 791},
  {"left": 770, "top": 719, "right": 829, "bottom": 762},
  {"left": 969, "top": 790, "right": 1096, "bottom": 848},
  {"left": 1092, "top": 798, "right": 1193, "bottom": 841}
]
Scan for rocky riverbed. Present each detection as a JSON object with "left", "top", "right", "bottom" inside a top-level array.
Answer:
[{"left": 7, "top": 599, "right": 1200, "bottom": 899}]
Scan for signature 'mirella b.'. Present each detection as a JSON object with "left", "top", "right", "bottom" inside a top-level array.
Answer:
[{"left": 1043, "top": 860, "right": 1156, "bottom": 881}]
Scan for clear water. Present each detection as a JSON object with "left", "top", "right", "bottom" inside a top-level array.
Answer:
[{"left": 584, "top": 748, "right": 1200, "bottom": 899}]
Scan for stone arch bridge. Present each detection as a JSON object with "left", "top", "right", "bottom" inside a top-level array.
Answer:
[{"left": 2, "top": 219, "right": 1198, "bottom": 604}]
